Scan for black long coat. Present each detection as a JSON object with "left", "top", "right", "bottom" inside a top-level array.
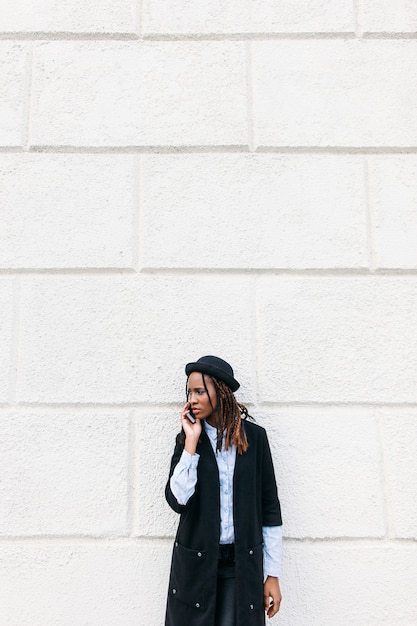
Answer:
[{"left": 165, "top": 419, "right": 282, "bottom": 626}]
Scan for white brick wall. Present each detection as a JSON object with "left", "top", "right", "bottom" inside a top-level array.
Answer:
[
  {"left": 1, "top": 0, "right": 417, "bottom": 624},
  {"left": 0, "top": 412, "right": 130, "bottom": 535},
  {"left": 360, "top": 0, "right": 417, "bottom": 34},
  {"left": 143, "top": 0, "right": 354, "bottom": 34},
  {"left": 140, "top": 154, "right": 368, "bottom": 269},
  {"left": 280, "top": 543, "right": 417, "bottom": 625},
  {"left": 30, "top": 42, "right": 247, "bottom": 147},
  {"left": 0, "top": 154, "right": 136, "bottom": 268},
  {"left": 369, "top": 156, "right": 417, "bottom": 269},
  {"left": 0, "top": 43, "right": 28, "bottom": 146},
  {"left": 0, "top": 543, "right": 170, "bottom": 626},
  {"left": 17, "top": 275, "right": 255, "bottom": 403},
  {"left": 253, "top": 40, "right": 417, "bottom": 148},
  {"left": 0, "top": 279, "right": 14, "bottom": 401},
  {"left": 258, "top": 277, "right": 417, "bottom": 403},
  {"left": 263, "top": 408, "right": 385, "bottom": 539},
  {"left": 380, "top": 408, "right": 417, "bottom": 539},
  {"left": 1, "top": 0, "right": 137, "bottom": 34}
]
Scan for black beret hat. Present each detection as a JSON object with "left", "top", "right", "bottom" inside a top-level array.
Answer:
[{"left": 185, "top": 355, "right": 240, "bottom": 392}]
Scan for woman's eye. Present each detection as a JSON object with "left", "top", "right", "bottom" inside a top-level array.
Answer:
[{"left": 187, "top": 389, "right": 206, "bottom": 396}]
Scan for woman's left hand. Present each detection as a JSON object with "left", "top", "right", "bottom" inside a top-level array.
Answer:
[{"left": 263, "top": 576, "right": 282, "bottom": 618}]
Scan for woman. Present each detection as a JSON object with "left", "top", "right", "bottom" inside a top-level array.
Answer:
[{"left": 165, "top": 355, "right": 283, "bottom": 626}]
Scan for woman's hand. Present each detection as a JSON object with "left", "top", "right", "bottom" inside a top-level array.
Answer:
[
  {"left": 181, "top": 402, "right": 202, "bottom": 455},
  {"left": 264, "top": 576, "right": 282, "bottom": 618}
]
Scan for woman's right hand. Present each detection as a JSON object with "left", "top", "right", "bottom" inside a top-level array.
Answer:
[{"left": 181, "top": 402, "right": 202, "bottom": 455}]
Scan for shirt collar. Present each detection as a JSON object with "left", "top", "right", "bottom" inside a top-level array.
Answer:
[{"left": 204, "top": 419, "right": 220, "bottom": 441}]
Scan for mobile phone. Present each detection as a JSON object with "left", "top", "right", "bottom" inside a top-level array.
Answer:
[{"left": 187, "top": 408, "right": 196, "bottom": 423}]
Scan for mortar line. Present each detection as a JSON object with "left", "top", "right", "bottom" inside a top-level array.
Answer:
[
  {"left": 132, "top": 155, "right": 141, "bottom": 272},
  {"left": 142, "top": 32, "right": 358, "bottom": 41},
  {"left": 26, "top": 145, "right": 250, "bottom": 154},
  {"left": 245, "top": 41, "right": 255, "bottom": 152},
  {"left": 136, "top": 0, "right": 143, "bottom": 37},
  {"left": 0, "top": 31, "right": 415, "bottom": 41},
  {"left": 1, "top": 268, "right": 417, "bottom": 278},
  {"left": 363, "top": 157, "right": 375, "bottom": 272},
  {"left": 0, "top": 404, "right": 139, "bottom": 415},
  {"left": 5, "top": 401, "right": 417, "bottom": 411},
  {"left": 254, "top": 400, "right": 417, "bottom": 408},
  {"left": 0, "top": 266, "right": 417, "bottom": 280},
  {"left": 127, "top": 409, "right": 137, "bottom": 536},
  {"left": 254, "top": 146, "right": 417, "bottom": 154},
  {"left": 0, "top": 32, "right": 139, "bottom": 41},
  {"left": 364, "top": 155, "right": 377, "bottom": 271},
  {"left": 375, "top": 408, "right": 392, "bottom": 540},
  {"left": 0, "top": 146, "right": 27, "bottom": 153},
  {"left": 0, "top": 32, "right": 358, "bottom": 42},
  {"left": 136, "top": 267, "right": 417, "bottom": 276},
  {"left": 363, "top": 32, "right": 417, "bottom": 39},
  {"left": 0, "top": 267, "right": 137, "bottom": 275},
  {"left": 353, "top": 0, "right": 363, "bottom": 38},
  {"left": 0, "top": 534, "right": 413, "bottom": 545},
  {"left": 22, "top": 42, "right": 34, "bottom": 150},
  {"left": 2, "top": 145, "right": 416, "bottom": 155},
  {"left": 8, "top": 277, "right": 22, "bottom": 404},
  {"left": 253, "top": 275, "right": 262, "bottom": 405}
]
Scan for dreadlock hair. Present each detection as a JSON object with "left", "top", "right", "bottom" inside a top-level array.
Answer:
[{"left": 200, "top": 373, "right": 250, "bottom": 455}]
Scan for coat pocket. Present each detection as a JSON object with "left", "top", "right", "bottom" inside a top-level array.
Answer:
[
  {"left": 242, "top": 542, "right": 264, "bottom": 616},
  {"left": 169, "top": 541, "right": 207, "bottom": 611}
]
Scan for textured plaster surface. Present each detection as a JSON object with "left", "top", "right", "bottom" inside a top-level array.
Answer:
[{"left": 1, "top": 1, "right": 416, "bottom": 624}]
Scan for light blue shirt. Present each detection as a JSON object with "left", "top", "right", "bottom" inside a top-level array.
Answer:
[{"left": 170, "top": 420, "right": 282, "bottom": 578}]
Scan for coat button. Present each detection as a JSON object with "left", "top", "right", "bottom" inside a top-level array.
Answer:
[
  {"left": 250, "top": 604, "right": 254, "bottom": 610},
  {"left": 175, "top": 542, "right": 178, "bottom": 547},
  {"left": 197, "top": 552, "right": 202, "bottom": 557},
  {"left": 172, "top": 589, "right": 176, "bottom": 594},
  {"left": 249, "top": 549, "right": 253, "bottom": 555},
  {"left": 196, "top": 603, "right": 200, "bottom": 608}
]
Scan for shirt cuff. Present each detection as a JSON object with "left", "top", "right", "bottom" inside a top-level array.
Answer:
[{"left": 263, "top": 525, "right": 283, "bottom": 579}]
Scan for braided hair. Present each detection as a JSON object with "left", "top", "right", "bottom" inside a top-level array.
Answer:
[{"left": 199, "top": 373, "right": 250, "bottom": 454}]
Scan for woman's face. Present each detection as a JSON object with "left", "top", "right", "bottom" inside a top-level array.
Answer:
[{"left": 187, "top": 372, "right": 217, "bottom": 421}]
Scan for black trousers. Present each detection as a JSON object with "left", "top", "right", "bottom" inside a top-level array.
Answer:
[{"left": 215, "top": 546, "right": 236, "bottom": 626}]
